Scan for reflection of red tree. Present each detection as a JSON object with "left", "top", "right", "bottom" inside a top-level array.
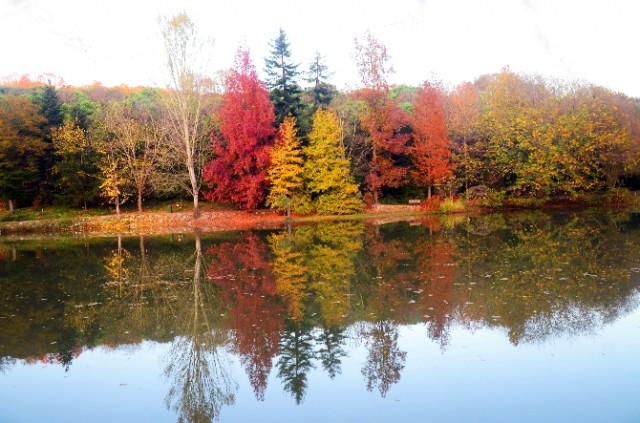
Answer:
[
  {"left": 207, "top": 233, "right": 283, "bottom": 400},
  {"left": 414, "top": 239, "right": 456, "bottom": 350},
  {"left": 366, "top": 227, "right": 419, "bottom": 321}
]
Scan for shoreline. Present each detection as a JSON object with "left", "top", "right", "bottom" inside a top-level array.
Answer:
[{"left": 0, "top": 204, "right": 427, "bottom": 238}]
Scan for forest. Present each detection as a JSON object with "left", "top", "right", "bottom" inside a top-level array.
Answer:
[{"left": 1, "top": 13, "right": 639, "bottom": 217}]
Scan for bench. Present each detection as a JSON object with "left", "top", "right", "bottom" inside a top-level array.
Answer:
[{"left": 408, "top": 199, "right": 421, "bottom": 205}]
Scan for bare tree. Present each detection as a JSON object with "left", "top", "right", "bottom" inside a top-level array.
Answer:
[{"left": 160, "top": 12, "right": 213, "bottom": 217}]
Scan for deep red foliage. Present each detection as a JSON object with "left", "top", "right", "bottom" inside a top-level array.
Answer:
[
  {"left": 207, "top": 233, "right": 283, "bottom": 400},
  {"left": 204, "top": 47, "right": 276, "bottom": 210},
  {"left": 411, "top": 81, "right": 453, "bottom": 198}
]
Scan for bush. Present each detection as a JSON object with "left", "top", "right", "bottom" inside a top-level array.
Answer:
[
  {"left": 420, "top": 196, "right": 442, "bottom": 212},
  {"left": 439, "top": 197, "right": 466, "bottom": 213},
  {"left": 476, "top": 190, "right": 505, "bottom": 208}
]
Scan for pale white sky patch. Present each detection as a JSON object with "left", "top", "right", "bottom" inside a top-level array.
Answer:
[{"left": 1, "top": 0, "right": 638, "bottom": 96}]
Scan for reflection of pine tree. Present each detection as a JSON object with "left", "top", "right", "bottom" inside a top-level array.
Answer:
[
  {"left": 315, "top": 326, "right": 347, "bottom": 379},
  {"left": 276, "top": 322, "right": 315, "bottom": 404},
  {"left": 361, "top": 320, "right": 407, "bottom": 397}
]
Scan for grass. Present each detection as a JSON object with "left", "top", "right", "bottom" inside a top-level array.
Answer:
[{"left": 0, "top": 206, "right": 109, "bottom": 223}]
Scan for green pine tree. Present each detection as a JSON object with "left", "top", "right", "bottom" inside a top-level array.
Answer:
[{"left": 264, "top": 29, "right": 305, "bottom": 129}]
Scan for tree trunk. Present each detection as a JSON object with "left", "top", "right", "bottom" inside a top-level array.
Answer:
[
  {"left": 8, "top": 199, "right": 14, "bottom": 214},
  {"left": 192, "top": 192, "right": 199, "bottom": 218},
  {"left": 286, "top": 203, "right": 291, "bottom": 220},
  {"left": 137, "top": 190, "right": 143, "bottom": 213},
  {"left": 115, "top": 196, "right": 120, "bottom": 215},
  {"left": 428, "top": 184, "right": 432, "bottom": 200}
]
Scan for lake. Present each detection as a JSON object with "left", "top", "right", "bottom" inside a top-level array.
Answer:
[{"left": 1, "top": 210, "right": 639, "bottom": 422}]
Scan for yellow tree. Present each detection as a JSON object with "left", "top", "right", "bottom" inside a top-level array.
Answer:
[
  {"left": 305, "top": 109, "right": 363, "bottom": 214},
  {"left": 266, "top": 116, "right": 304, "bottom": 218},
  {"left": 52, "top": 121, "right": 101, "bottom": 210},
  {"left": 101, "top": 102, "right": 163, "bottom": 212}
]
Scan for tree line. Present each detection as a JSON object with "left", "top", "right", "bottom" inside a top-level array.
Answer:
[{"left": 2, "top": 13, "right": 639, "bottom": 216}]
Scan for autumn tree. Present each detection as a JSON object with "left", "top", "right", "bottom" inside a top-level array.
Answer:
[
  {"left": 305, "top": 108, "right": 363, "bottom": 214},
  {"left": 0, "top": 95, "right": 46, "bottom": 212},
  {"left": 160, "top": 12, "right": 213, "bottom": 217},
  {"left": 266, "top": 116, "right": 305, "bottom": 218},
  {"left": 51, "top": 121, "right": 101, "bottom": 209},
  {"left": 264, "top": 29, "right": 304, "bottom": 128},
  {"left": 100, "top": 100, "right": 163, "bottom": 212},
  {"left": 354, "top": 31, "right": 409, "bottom": 204},
  {"left": 410, "top": 81, "right": 453, "bottom": 199},
  {"left": 447, "top": 82, "right": 481, "bottom": 196},
  {"left": 204, "top": 47, "right": 275, "bottom": 209}
]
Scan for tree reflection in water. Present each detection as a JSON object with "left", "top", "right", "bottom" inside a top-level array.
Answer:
[
  {"left": 164, "top": 231, "right": 237, "bottom": 423},
  {"left": 360, "top": 320, "right": 407, "bottom": 397},
  {"left": 1, "top": 211, "right": 640, "bottom": 415},
  {"left": 207, "top": 232, "right": 283, "bottom": 401}
]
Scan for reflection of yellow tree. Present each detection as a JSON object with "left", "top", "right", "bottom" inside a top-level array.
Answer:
[
  {"left": 269, "top": 232, "right": 308, "bottom": 322},
  {"left": 164, "top": 231, "right": 238, "bottom": 423},
  {"left": 361, "top": 320, "right": 406, "bottom": 397},
  {"left": 103, "top": 234, "right": 130, "bottom": 288},
  {"left": 308, "top": 222, "right": 364, "bottom": 326}
]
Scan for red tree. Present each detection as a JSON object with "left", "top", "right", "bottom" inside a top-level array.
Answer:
[
  {"left": 410, "top": 81, "right": 453, "bottom": 199},
  {"left": 354, "top": 31, "right": 410, "bottom": 205},
  {"left": 204, "top": 47, "right": 276, "bottom": 209}
]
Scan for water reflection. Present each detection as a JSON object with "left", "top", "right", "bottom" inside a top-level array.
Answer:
[{"left": 1, "top": 211, "right": 639, "bottom": 421}]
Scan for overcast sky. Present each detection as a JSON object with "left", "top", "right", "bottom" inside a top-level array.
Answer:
[{"left": 1, "top": 0, "right": 639, "bottom": 96}]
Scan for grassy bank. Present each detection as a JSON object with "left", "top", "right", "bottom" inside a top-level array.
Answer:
[{"left": 1, "top": 192, "right": 638, "bottom": 237}]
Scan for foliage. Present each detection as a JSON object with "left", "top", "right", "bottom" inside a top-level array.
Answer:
[
  {"left": 0, "top": 94, "right": 47, "bottom": 210},
  {"left": 266, "top": 116, "right": 305, "bottom": 217},
  {"left": 204, "top": 47, "right": 275, "bottom": 210},
  {"left": 410, "top": 81, "right": 453, "bottom": 199},
  {"left": 438, "top": 197, "right": 466, "bottom": 213},
  {"left": 265, "top": 29, "right": 304, "bottom": 128},
  {"left": 98, "top": 100, "right": 163, "bottom": 212},
  {"left": 354, "top": 31, "right": 410, "bottom": 204},
  {"left": 52, "top": 120, "right": 101, "bottom": 209},
  {"left": 305, "top": 109, "right": 363, "bottom": 214}
]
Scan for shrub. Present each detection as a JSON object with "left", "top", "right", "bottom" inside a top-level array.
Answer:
[{"left": 439, "top": 197, "right": 466, "bottom": 213}]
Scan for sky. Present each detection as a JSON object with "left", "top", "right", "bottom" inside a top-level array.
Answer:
[{"left": 1, "top": 0, "right": 639, "bottom": 97}]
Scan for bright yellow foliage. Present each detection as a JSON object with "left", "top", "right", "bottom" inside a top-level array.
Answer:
[
  {"left": 266, "top": 116, "right": 304, "bottom": 215},
  {"left": 305, "top": 109, "right": 363, "bottom": 215}
]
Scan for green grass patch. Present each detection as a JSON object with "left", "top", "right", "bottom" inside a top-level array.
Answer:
[{"left": 0, "top": 206, "right": 109, "bottom": 223}]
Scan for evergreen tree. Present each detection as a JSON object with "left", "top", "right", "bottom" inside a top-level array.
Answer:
[
  {"left": 266, "top": 116, "right": 305, "bottom": 218},
  {"left": 32, "top": 84, "right": 63, "bottom": 204},
  {"left": 305, "top": 109, "right": 363, "bottom": 215},
  {"left": 264, "top": 29, "right": 304, "bottom": 128},
  {"left": 305, "top": 51, "right": 336, "bottom": 109}
]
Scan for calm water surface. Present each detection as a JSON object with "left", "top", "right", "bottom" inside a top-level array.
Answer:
[{"left": 1, "top": 210, "right": 639, "bottom": 422}]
